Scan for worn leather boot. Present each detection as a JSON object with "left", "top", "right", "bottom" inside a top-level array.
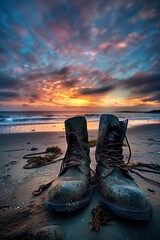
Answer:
[
  {"left": 45, "top": 116, "right": 92, "bottom": 212},
  {"left": 96, "top": 114, "right": 152, "bottom": 220}
]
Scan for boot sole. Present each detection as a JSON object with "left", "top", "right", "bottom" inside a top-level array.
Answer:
[
  {"left": 97, "top": 192, "right": 152, "bottom": 220},
  {"left": 44, "top": 191, "right": 92, "bottom": 212}
]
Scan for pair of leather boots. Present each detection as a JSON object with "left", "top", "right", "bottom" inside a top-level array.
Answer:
[{"left": 45, "top": 114, "right": 152, "bottom": 220}]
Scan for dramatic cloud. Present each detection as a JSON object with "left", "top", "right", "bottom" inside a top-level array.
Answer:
[
  {"left": 117, "top": 72, "right": 160, "bottom": 104},
  {"left": 142, "top": 93, "right": 160, "bottom": 103},
  {"left": 119, "top": 72, "right": 160, "bottom": 95},
  {"left": 80, "top": 85, "right": 114, "bottom": 95},
  {"left": 0, "top": 91, "right": 20, "bottom": 100},
  {"left": 0, "top": 0, "right": 160, "bottom": 110},
  {"left": 0, "top": 73, "right": 23, "bottom": 89}
]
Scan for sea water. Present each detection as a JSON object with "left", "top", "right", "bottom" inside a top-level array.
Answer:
[{"left": 0, "top": 111, "right": 160, "bottom": 134}]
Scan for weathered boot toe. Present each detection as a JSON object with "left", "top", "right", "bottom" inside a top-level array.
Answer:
[
  {"left": 98, "top": 185, "right": 152, "bottom": 220},
  {"left": 106, "top": 184, "right": 147, "bottom": 208},
  {"left": 100, "top": 170, "right": 147, "bottom": 208},
  {"left": 45, "top": 177, "right": 91, "bottom": 211},
  {"left": 50, "top": 179, "right": 88, "bottom": 201}
]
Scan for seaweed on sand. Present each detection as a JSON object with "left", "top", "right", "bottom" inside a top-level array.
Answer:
[{"left": 23, "top": 146, "right": 62, "bottom": 169}]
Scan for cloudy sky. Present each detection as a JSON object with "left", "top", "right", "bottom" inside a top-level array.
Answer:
[{"left": 0, "top": 0, "right": 160, "bottom": 111}]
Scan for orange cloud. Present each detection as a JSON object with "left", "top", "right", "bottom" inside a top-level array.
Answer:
[
  {"left": 116, "top": 42, "right": 127, "bottom": 49},
  {"left": 99, "top": 42, "right": 112, "bottom": 50}
]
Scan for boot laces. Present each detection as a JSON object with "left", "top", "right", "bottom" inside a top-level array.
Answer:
[
  {"left": 100, "top": 125, "right": 131, "bottom": 172},
  {"left": 60, "top": 138, "right": 83, "bottom": 172},
  {"left": 99, "top": 125, "right": 160, "bottom": 185}
]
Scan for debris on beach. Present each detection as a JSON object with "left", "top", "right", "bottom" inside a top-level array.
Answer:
[
  {"left": 147, "top": 188, "right": 155, "bottom": 193},
  {"left": 90, "top": 205, "right": 117, "bottom": 231},
  {"left": 45, "top": 146, "right": 61, "bottom": 153},
  {"left": 128, "top": 161, "right": 160, "bottom": 171},
  {"left": 128, "top": 161, "right": 160, "bottom": 185},
  {"left": 32, "top": 180, "right": 54, "bottom": 196},
  {"left": 23, "top": 146, "right": 62, "bottom": 169}
]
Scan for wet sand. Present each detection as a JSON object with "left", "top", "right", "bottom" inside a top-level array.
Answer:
[{"left": 0, "top": 124, "right": 160, "bottom": 240}]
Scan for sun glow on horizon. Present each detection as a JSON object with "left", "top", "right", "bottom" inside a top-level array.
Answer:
[{"left": 1, "top": 83, "right": 159, "bottom": 112}]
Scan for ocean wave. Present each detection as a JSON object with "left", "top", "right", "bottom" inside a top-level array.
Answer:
[
  {"left": 0, "top": 114, "right": 96, "bottom": 126},
  {"left": 0, "top": 117, "right": 64, "bottom": 125},
  {"left": 0, "top": 111, "right": 160, "bottom": 127},
  {"left": 85, "top": 114, "right": 101, "bottom": 117}
]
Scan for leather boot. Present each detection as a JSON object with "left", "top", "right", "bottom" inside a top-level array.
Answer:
[
  {"left": 96, "top": 114, "right": 152, "bottom": 220},
  {"left": 45, "top": 116, "right": 92, "bottom": 212}
]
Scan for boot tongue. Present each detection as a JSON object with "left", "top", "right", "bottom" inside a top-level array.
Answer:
[
  {"left": 68, "top": 133, "right": 81, "bottom": 156},
  {"left": 106, "top": 116, "right": 120, "bottom": 143}
]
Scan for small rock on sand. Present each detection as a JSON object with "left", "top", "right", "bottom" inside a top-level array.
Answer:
[{"left": 30, "top": 147, "right": 38, "bottom": 151}]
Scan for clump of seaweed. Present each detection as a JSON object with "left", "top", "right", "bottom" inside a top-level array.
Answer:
[
  {"left": 90, "top": 205, "right": 117, "bottom": 231},
  {"left": 23, "top": 146, "right": 62, "bottom": 169},
  {"left": 45, "top": 146, "right": 61, "bottom": 153}
]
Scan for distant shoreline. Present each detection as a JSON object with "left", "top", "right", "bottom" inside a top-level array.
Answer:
[{"left": 116, "top": 110, "right": 160, "bottom": 114}]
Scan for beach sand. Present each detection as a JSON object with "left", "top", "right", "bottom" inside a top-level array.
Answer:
[{"left": 0, "top": 124, "right": 160, "bottom": 240}]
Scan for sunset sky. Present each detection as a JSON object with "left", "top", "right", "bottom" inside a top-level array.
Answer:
[{"left": 0, "top": 0, "right": 160, "bottom": 112}]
